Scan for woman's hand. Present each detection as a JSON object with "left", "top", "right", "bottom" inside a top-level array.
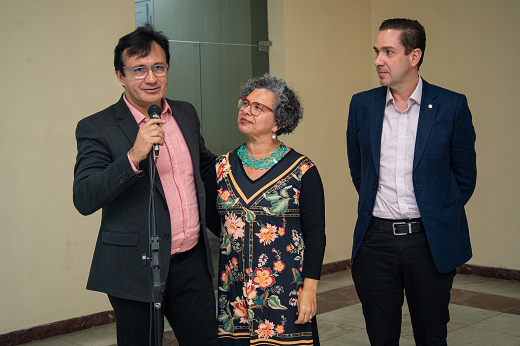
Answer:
[{"left": 295, "top": 278, "right": 318, "bottom": 324}]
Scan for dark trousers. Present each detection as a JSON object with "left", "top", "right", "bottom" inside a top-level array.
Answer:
[
  {"left": 108, "top": 242, "right": 218, "bottom": 346},
  {"left": 352, "top": 218, "right": 456, "bottom": 346}
]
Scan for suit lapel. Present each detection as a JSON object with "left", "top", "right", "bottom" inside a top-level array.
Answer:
[
  {"left": 414, "top": 80, "right": 438, "bottom": 171},
  {"left": 370, "top": 88, "right": 387, "bottom": 177},
  {"left": 115, "top": 95, "right": 167, "bottom": 200},
  {"left": 115, "top": 96, "right": 139, "bottom": 146}
]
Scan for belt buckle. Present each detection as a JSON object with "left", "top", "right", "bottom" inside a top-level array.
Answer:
[{"left": 392, "top": 221, "right": 412, "bottom": 235}]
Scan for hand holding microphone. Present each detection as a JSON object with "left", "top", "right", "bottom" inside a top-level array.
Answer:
[{"left": 128, "top": 104, "right": 165, "bottom": 168}]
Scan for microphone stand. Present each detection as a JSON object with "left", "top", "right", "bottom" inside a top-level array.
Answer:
[{"left": 143, "top": 151, "right": 164, "bottom": 346}]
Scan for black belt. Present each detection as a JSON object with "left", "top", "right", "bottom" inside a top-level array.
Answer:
[
  {"left": 370, "top": 217, "right": 423, "bottom": 235},
  {"left": 170, "top": 244, "right": 197, "bottom": 262}
]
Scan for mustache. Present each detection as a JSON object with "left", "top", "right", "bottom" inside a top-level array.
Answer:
[{"left": 377, "top": 67, "right": 389, "bottom": 73}]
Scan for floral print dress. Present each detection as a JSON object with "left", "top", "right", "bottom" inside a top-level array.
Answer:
[{"left": 206, "top": 148, "right": 325, "bottom": 346}]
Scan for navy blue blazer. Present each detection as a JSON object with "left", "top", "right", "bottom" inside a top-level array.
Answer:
[
  {"left": 73, "top": 95, "right": 215, "bottom": 302},
  {"left": 346, "top": 80, "right": 476, "bottom": 273}
]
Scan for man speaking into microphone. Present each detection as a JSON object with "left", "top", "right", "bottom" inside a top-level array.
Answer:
[{"left": 73, "top": 24, "right": 217, "bottom": 346}]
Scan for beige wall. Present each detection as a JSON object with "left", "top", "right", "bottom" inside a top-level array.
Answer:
[
  {"left": 0, "top": 0, "right": 135, "bottom": 334},
  {"left": 1, "top": 0, "right": 519, "bottom": 336},
  {"left": 268, "top": 0, "right": 373, "bottom": 265},
  {"left": 269, "top": 0, "right": 520, "bottom": 273}
]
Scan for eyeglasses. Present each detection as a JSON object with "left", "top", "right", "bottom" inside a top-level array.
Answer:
[
  {"left": 122, "top": 64, "right": 169, "bottom": 79},
  {"left": 238, "top": 96, "right": 273, "bottom": 116}
]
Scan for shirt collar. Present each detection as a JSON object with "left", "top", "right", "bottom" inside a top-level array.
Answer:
[
  {"left": 386, "top": 76, "right": 423, "bottom": 107},
  {"left": 123, "top": 94, "right": 172, "bottom": 125}
]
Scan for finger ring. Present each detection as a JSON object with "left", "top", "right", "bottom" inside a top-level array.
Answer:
[{"left": 309, "top": 315, "right": 314, "bottom": 319}]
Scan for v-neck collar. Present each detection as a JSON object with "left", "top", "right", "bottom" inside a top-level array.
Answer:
[{"left": 227, "top": 150, "right": 305, "bottom": 205}]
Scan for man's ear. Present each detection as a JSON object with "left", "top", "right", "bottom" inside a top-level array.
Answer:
[
  {"left": 115, "top": 70, "right": 125, "bottom": 87},
  {"left": 410, "top": 48, "right": 422, "bottom": 68}
]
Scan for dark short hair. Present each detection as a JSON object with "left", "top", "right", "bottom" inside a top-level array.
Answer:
[
  {"left": 114, "top": 23, "right": 170, "bottom": 76},
  {"left": 240, "top": 74, "right": 303, "bottom": 136},
  {"left": 379, "top": 18, "right": 426, "bottom": 69}
]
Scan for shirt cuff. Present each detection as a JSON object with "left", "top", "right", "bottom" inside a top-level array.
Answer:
[{"left": 127, "top": 152, "right": 142, "bottom": 174}]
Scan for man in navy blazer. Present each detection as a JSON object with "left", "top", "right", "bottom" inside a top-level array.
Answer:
[
  {"left": 347, "top": 19, "right": 476, "bottom": 345},
  {"left": 73, "top": 25, "right": 217, "bottom": 345}
]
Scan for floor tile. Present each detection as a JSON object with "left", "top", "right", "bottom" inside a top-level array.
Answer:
[
  {"left": 447, "top": 325, "right": 520, "bottom": 345},
  {"left": 448, "top": 303, "right": 502, "bottom": 326},
  {"left": 317, "top": 281, "right": 347, "bottom": 293},
  {"left": 321, "top": 328, "right": 416, "bottom": 346},
  {"left": 316, "top": 319, "right": 359, "bottom": 341},
  {"left": 18, "top": 338, "right": 78, "bottom": 346},
  {"left": 470, "top": 312, "right": 520, "bottom": 336},
  {"left": 399, "top": 305, "right": 414, "bottom": 340},
  {"left": 15, "top": 272, "right": 520, "bottom": 346},
  {"left": 318, "top": 271, "right": 355, "bottom": 293},
  {"left": 319, "top": 328, "right": 371, "bottom": 346},
  {"left": 446, "top": 322, "right": 467, "bottom": 333},
  {"left": 451, "top": 288, "right": 520, "bottom": 315},
  {"left": 396, "top": 336, "right": 417, "bottom": 345},
  {"left": 453, "top": 274, "right": 520, "bottom": 299},
  {"left": 316, "top": 285, "right": 360, "bottom": 315},
  {"left": 485, "top": 280, "right": 520, "bottom": 299},
  {"left": 318, "top": 305, "right": 366, "bottom": 329},
  {"left": 321, "top": 270, "right": 355, "bottom": 287},
  {"left": 58, "top": 323, "right": 117, "bottom": 346}
]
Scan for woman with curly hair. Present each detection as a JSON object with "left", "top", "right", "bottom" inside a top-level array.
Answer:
[{"left": 205, "top": 74, "right": 326, "bottom": 345}]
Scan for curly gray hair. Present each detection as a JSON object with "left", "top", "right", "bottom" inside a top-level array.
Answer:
[{"left": 240, "top": 74, "right": 303, "bottom": 136}]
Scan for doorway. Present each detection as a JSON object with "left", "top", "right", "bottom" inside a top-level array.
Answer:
[{"left": 136, "top": 0, "right": 270, "bottom": 155}]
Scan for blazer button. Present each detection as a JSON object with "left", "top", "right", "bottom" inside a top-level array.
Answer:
[
  {"left": 366, "top": 210, "right": 371, "bottom": 215},
  {"left": 373, "top": 184, "right": 378, "bottom": 189},
  {"left": 164, "top": 233, "right": 170, "bottom": 240},
  {"left": 163, "top": 205, "right": 168, "bottom": 211}
]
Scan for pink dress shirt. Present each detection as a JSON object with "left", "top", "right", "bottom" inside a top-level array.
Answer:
[
  {"left": 124, "top": 95, "right": 200, "bottom": 254},
  {"left": 373, "top": 78, "right": 423, "bottom": 220}
]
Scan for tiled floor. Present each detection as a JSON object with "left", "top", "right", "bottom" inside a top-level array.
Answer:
[{"left": 19, "top": 270, "right": 520, "bottom": 345}]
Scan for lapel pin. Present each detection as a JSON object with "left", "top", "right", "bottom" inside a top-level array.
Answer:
[{"left": 428, "top": 104, "right": 433, "bottom": 109}]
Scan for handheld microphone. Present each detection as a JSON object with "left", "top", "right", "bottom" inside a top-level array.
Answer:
[{"left": 148, "top": 105, "right": 162, "bottom": 157}]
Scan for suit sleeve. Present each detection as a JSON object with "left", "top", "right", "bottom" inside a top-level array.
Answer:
[
  {"left": 346, "top": 96, "right": 361, "bottom": 193},
  {"left": 73, "top": 118, "right": 141, "bottom": 216},
  {"left": 199, "top": 133, "right": 216, "bottom": 183},
  {"left": 451, "top": 95, "right": 477, "bottom": 205},
  {"left": 204, "top": 160, "right": 221, "bottom": 238}
]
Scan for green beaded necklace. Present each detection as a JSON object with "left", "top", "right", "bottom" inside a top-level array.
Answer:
[{"left": 237, "top": 143, "right": 288, "bottom": 170}]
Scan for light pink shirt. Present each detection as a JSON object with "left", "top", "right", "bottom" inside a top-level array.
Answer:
[
  {"left": 124, "top": 95, "right": 200, "bottom": 254},
  {"left": 373, "top": 78, "right": 423, "bottom": 220}
]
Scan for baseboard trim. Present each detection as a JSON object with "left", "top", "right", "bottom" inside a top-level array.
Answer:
[
  {"left": 457, "top": 263, "right": 520, "bottom": 281},
  {"left": 320, "top": 259, "right": 352, "bottom": 275},
  {"left": 0, "top": 310, "right": 115, "bottom": 346},
  {"left": 320, "top": 259, "right": 520, "bottom": 281},
  {"left": 2, "top": 261, "right": 518, "bottom": 345}
]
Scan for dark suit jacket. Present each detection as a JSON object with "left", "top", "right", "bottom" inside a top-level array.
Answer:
[
  {"left": 347, "top": 80, "right": 477, "bottom": 273},
  {"left": 73, "top": 95, "right": 215, "bottom": 302}
]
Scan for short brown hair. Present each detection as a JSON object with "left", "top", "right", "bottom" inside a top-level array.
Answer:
[{"left": 379, "top": 18, "right": 426, "bottom": 69}]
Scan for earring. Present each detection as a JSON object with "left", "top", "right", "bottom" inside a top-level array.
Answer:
[{"left": 272, "top": 133, "right": 277, "bottom": 140}]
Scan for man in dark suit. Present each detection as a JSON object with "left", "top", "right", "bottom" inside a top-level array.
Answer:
[
  {"left": 347, "top": 18, "right": 476, "bottom": 345},
  {"left": 73, "top": 24, "right": 218, "bottom": 346}
]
